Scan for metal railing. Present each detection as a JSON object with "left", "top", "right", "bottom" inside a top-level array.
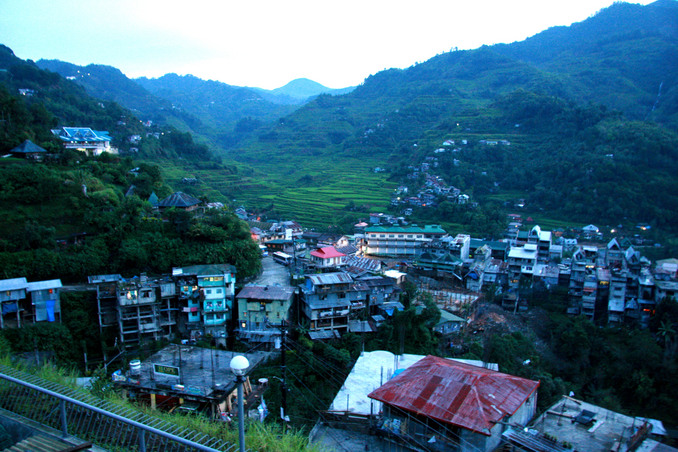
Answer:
[{"left": 0, "top": 364, "right": 237, "bottom": 451}]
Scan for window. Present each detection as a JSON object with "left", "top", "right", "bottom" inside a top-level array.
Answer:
[
  {"left": 205, "top": 289, "right": 212, "bottom": 294},
  {"left": 216, "top": 288, "right": 223, "bottom": 294}
]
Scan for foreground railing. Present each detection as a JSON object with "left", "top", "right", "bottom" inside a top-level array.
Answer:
[{"left": 0, "top": 364, "right": 236, "bottom": 451}]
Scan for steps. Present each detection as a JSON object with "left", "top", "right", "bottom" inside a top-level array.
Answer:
[{"left": 2, "top": 433, "right": 90, "bottom": 452}]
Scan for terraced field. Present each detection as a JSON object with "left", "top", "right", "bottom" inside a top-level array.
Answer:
[{"left": 153, "top": 155, "right": 397, "bottom": 229}]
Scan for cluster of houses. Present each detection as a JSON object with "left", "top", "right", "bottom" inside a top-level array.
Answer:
[
  {"left": 391, "top": 136, "right": 516, "bottom": 211},
  {"left": 394, "top": 165, "right": 470, "bottom": 209},
  {"left": 0, "top": 278, "right": 62, "bottom": 329},
  {"left": 409, "top": 221, "right": 672, "bottom": 327},
  {"left": 320, "top": 351, "right": 670, "bottom": 452},
  {"left": 0, "top": 257, "right": 400, "bottom": 351},
  {"left": 242, "top": 208, "right": 675, "bottom": 332}
]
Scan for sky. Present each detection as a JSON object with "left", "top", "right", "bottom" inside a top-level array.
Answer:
[{"left": 0, "top": 0, "right": 656, "bottom": 90}]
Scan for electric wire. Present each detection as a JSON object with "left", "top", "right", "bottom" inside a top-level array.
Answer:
[{"left": 283, "top": 337, "right": 349, "bottom": 388}]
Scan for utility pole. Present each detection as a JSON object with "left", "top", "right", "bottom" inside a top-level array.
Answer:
[{"left": 280, "top": 320, "right": 288, "bottom": 422}]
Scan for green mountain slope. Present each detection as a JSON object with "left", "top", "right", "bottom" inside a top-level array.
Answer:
[
  {"left": 0, "top": 48, "right": 261, "bottom": 282},
  {"left": 223, "top": 0, "right": 678, "bottom": 232},
  {"left": 250, "top": 78, "right": 355, "bottom": 105},
  {"left": 493, "top": 0, "right": 678, "bottom": 125},
  {"left": 135, "top": 73, "right": 298, "bottom": 146}
]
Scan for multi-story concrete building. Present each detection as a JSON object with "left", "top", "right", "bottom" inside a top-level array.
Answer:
[
  {"left": 236, "top": 285, "right": 295, "bottom": 346},
  {"left": 173, "top": 264, "right": 236, "bottom": 344},
  {"left": 299, "top": 272, "right": 370, "bottom": 339},
  {"left": 507, "top": 244, "right": 538, "bottom": 288},
  {"left": 91, "top": 274, "right": 178, "bottom": 348},
  {"left": 608, "top": 271, "right": 627, "bottom": 324},
  {"left": 365, "top": 225, "right": 446, "bottom": 257},
  {"left": 527, "top": 225, "right": 552, "bottom": 262}
]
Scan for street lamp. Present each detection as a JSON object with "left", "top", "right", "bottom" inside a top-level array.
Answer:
[{"left": 230, "top": 355, "right": 250, "bottom": 452}]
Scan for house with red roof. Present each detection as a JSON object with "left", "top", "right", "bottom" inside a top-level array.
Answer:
[
  {"left": 310, "top": 246, "right": 346, "bottom": 269},
  {"left": 368, "top": 355, "right": 539, "bottom": 452}
]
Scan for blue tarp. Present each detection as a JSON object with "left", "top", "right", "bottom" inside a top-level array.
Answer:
[
  {"left": 46, "top": 299, "right": 55, "bottom": 322},
  {"left": 1, "top": 302, "right": 17, "bottom": 315}
]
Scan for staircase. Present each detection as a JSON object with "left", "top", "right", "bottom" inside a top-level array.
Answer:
[{"left": 2, "top": 433, "right": 91, "bottom": 452}]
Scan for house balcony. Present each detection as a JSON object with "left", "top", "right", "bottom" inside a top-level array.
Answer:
[
  {"left": 118, "top": 294, "right": 157, "bottom": 306},
  {"left": 199, "top": 279, "right": 232, "bottom": 288},
  {"left": 204, "top": 316, "right": 227, "bottom": 326},
  {"left": 203, "top": 305, "right": 229, "bottom": 314},
  {"left": 567, "top": 305, "right": 580, "bottom": 315},
  {"left": 317, "top": 309, "right": 350, "bottom": 319},
  {"left": 139, "top": 322, "right": 160, "bottom": 332},
  {"left": 315, "top": 318, "right": 348, "bottom": 330},
  {"left": 582, "top": 300, "right": 596, "bottom": 310},
  {"left": 570, "top": 274, "right": 585, "bottom": 283}
]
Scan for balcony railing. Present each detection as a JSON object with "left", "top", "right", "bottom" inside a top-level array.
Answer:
[{"left": 0, "top": 364, "right": 235, "bottom": 451}]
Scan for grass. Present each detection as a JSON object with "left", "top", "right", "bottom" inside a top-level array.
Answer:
[
  {"left": 154, "top": 154, "right": 398, "bottom": 229},
  {"left": 0, "top": 355, "right": 321, "bottom": 452}
]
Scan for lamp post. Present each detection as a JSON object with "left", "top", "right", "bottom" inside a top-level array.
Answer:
[{"left": 230, "top": 355, "right": 249, "bottom": 452}]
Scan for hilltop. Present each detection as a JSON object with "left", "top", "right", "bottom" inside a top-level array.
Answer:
[
  {"left": 221, "top": 0, "right": 678, "bottom": 235},
  {"left": 3, "top": 1, "right": 678, "bottom": 240}
]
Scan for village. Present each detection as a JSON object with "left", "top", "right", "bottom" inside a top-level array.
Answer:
[
  {"left": 2, "top": 192, "right": 677, "bottom": 451},
  {"left": 2, "top": 126, "right": 677, "bottom": 451}
]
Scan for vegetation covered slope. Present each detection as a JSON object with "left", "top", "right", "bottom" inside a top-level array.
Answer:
[
  {"left": 222, "top": 0, "right": 678, "bottom": 233},
  {"left": 0, "top": 47, "right": 261, "bottom": 283}
]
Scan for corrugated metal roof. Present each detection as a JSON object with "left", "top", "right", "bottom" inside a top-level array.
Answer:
[
  {"left": 343, "top": 256, "right": 382, "bottom": 272},
  {"left": 309, "top": 330, "right": 340, "bottom": 340},
  {"left": 310, "top": 246, "right": 345, "bottom": 259},
  {"left": 236, "top": 285, "right": 295, "bottom": 301},
  {"left": 307, "top": 272, "right": 353, "bottom": 285},
  {"left": 172, "top": 264, "right": 236, "bottom": 277},
  {"left": 158, "top": 192, "right": 201, "bottom": 208},
  {"left": 26, "top": 279, "right": 62, "bottom": 292},
  {"left": 0, "top": 277, "right": 28, "bottom": 291},
  {"left": 368, "top": 355, "right": 539, "bottom": 436},
  {"left": 88, "top": 274, "right": 123, "bottom": 284},
  {"left": 348, "top": 320, "right": 375, "bottom": 333},
  {"left": 10, "top": 140, "right": 47, "bottom": 154}
]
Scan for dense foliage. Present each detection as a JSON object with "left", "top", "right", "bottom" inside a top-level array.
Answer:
[
  {"left": 0, "top": 50, "right": 261, "bottom": 282},
  {"left": 0, "top": 157, "right": 261, "bottom": 282}
]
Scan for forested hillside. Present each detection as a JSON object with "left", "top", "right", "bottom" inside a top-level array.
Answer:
[
  {"left": 222, "top": 0, "right": 678, "bottom": 236},
  {"left": 0, "top": 46, "right": 261, "bottom": 283},
  {"left": 4, "top": 1, "right": 678, "bottom": 239}
]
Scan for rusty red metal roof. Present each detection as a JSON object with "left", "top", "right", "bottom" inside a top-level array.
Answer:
[{"left": 368, "top": 355, "right": 539, "bottom": 436}]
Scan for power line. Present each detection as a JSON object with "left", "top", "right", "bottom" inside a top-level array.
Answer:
[{"left": 282, "top": 343, "right": 345, "bottom": 386}]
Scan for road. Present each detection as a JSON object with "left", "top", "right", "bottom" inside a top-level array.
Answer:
[{"left": 251, "top": 256, "right": 292, "bottom": 287}]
